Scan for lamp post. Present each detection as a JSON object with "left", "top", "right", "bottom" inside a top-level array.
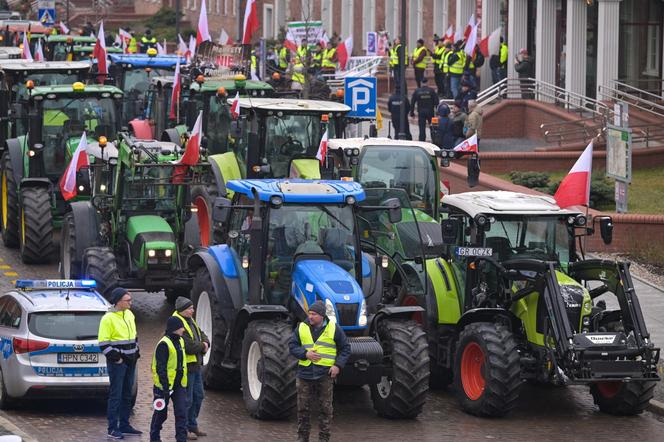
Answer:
[
  {"left": 397, "top": 0, "right": 407, "bottom": 140},
  {"left": 175, "top": 0, "right": 180, "bottom": 43}
]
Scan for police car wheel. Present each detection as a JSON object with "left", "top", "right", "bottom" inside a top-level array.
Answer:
[{"left": 0, "top": 368, "right": 15, "bottom": 410}]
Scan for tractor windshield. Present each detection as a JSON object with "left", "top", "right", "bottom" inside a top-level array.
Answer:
[
  {"left": 120, "top": 165, "right": 178, "bottom": 212},
  {"left": 15, "top": 73, "right": 80, "bottom": 101},
  {"left": 122, "top": 68, "right": 170, "bottom": 121},
  {"left": 357, "top": 146, "right": 437, "bottom": 218},
  {"left": 264, "top": 113, "right": 337, "bottom": 177},
  {"left": 205, "top": 94, "right": 234, "bottom": 155},
  {"left": 484, "top": 216, "right": 572, "bottom": 264}
]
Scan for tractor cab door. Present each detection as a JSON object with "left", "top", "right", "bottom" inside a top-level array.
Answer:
[
  {"left": 224, "top": 203, "right": 252, "bottom": 299},
  {"left": 440, "top": 214, "right": 477, "bottom": 311}
]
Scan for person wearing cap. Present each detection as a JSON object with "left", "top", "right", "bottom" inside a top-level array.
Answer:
[
  {"left": 433, "top": 103, "right": 456, "bottom": 149},
  {"left": 98, "top": 288, "right": 141, "bottom": 439},
  {"left": 389, "top": 37, "right": 405, "bottom": 89},
  {"left": 411, "top": 38, "right": 429, "bottom": 88},
  {"left": 172, "top": 297, "right": 209, "bottom": 440},
  {"left": 450, "top": 101, "right": 468, "bottom": 146},
  {"left": 141, "top": 28, "right": 157, "bottom": 53},
  {"left": 150, "top": 316, "right": 188, "bottom": 442},
  {"left": 514, "top": 48, "right": 535, "bottom": 99},
  {"left": 431, "top": 38, "right": 446, "bottom": 97},
  {"left": 289, "top": 300, "right": 351, "bottom": 442},
  {"left": 455, "top": 79, "right": 478, "bottom": 113},
  {"left": 410, "top": 77, "right": 439, "bottom": 142},
  {"left": 446, "top": 40, "right": 467, "bottom": 99},
  {"left": 387, "top": 87, "right": 413, "bottom": 140}
]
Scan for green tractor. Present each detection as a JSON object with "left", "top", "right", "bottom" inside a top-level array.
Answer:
[
  {"left": 431, "top": 191, "right": 659, "bottom": 416},
  {"left": 44, "top": 35, "right": 96, "bottom": 61},
  {"left": 61, "top": 133, "right": 207, "bottom": 302},
  {"left": 0, "top": 81, "right": 123, "bottom": 263}
]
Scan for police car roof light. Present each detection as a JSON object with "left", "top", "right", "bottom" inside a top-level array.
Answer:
[{"left": 15, "top": 279, "right": 98, "bottom": 290}]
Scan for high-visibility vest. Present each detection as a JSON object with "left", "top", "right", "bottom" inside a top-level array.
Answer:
[
  {"left": 322, "top": 47, "right": 336, "bottom": 68},
  {"left": 128, "top": 37, "right": 138, "bottom": 54},
  {"left": 442, "top": 50, "right": 452, "bottom": 74},
  {"left": 296, "top": 45, "right": 307, "bottom": 64},
  {"left": 312, "top": 51, "right": 322, "bottom": 67},
  {"left": 298, "top": 321, "right": 337, "bottom": 367},
  {"left": 152, "top": 336, "right": 188, "bottom": 390},
  {"left": 449, "top": 50, "right": 466, "bottom": 75},
  {"left": 389, "top": 44, "right": 401, "bottom": 67},
  {"left": 278, "top": 46, "right": 289, "bottom": 69},
  {"left": 98, "top": 310, "right": 139, "bottom": 359},
  {"left": 251, "top": 51, "right": 257, "bottom": 70},
  {"left": 292, "top": 63, "right": 305, "bottom": 84},
  {"left": 499, "top": 43, "right": 508, "bottom": 65},
  {"left": 141, "top": 36, "right": 157, "bottom": 45},
  {"left": 434, "top": 46, "right": 445, "bottom": 70},
  {"left": 172, "top": 312, "right": 202, "bottom": 365},
  {"left": 413, "top": 46, "right": 428, "bottom": 69}
]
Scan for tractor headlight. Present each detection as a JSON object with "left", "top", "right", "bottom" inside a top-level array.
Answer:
[
  {"left": 148, "top": 249, "right": 156, "bottom": 257},
  {"left": 358, "top": 299, "right": 367, "bottom": 327},
  {"left": 325, "top": 299, "right": 337, "bottom": 324},
  {"left": 165, "top": 249, "right": 172, "bottom": 257}
]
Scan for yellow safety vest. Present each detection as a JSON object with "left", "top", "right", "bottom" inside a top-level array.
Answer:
[
  {"left": 128, "top": 37, "right": 138, "bottom": 54},
  {"left": 296, "top": 46, "right": 307, "bottom": 64},
  {"left": 298, "top": 321, "right": 337, "bottom": 367},
  {"left": 449, "top": 50, "right": 466, "bottom": 75},
  {"left": 413, "top": 46, "right": 428, "bottom": 69},
  {"left": 322, "top": 47, "right": 336, "bottom": 68},
  {"left": 442, "top": 50, "right": 452, "bottom": 74},
  {"left": 389, "top": 44, "right": 401, "bottom": 67},
  {"left": 98, "top": 310, "right": 138, "bottom": 358},
  {"left": 499, "top": 43, "right": 508, "bottom": 65},
  {"left": 434, "top": 46, "right": 445, "bottom": 70},
  {"left": 251, "top": 53, "right": 257, "bottom": 70},
  {"left": 292, "top": 62, "right": 305, "bottom": 84},
  {"left": 172, "top": 311, "right": 202, "bottom": 365},
  {"left": 152, "top": 335, "right": 188, "bottom": 390},
  {"left": 278, "top": 46, "right": 288, "bottom": 69}
]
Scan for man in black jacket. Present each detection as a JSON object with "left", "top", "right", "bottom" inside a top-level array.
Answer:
[
  {"left": 289, "top": 300, "right": 351, "bottom": 442},
  {"left": 388, "top": 88, "right": 413, "bottom": 140},
  {"left": 514, "top": 48, "right": 535, "bottom": 99},
  {"left": 410, "top": 77, "right": 439, "bottom": 141}
]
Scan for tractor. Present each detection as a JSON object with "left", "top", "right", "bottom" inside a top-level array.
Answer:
[
  {"left": 431, "top": 190, "right": 659, "bottom": 416},
  {"left": 0, "top": 81, "right": 123, "bottom": 263},
  {"left": 43, "top": 35, "right": 96, "bottom": 61},
  {"left": 188, "top": 179, "right": 430, "bottom": 419},
  {"left": 61, "top": 133, "right": 208, "bottom": 302}
]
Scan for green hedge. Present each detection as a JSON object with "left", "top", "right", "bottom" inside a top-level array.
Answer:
[{"left": 509, "top": 171, "right": 614, "bottom": 209}]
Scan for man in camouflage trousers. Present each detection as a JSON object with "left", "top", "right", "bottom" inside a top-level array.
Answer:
[{"left": 289, "top": 300, "right": 351, "bottom": 442}]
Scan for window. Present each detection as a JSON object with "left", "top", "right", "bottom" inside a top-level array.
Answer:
[
  {"left": 190, "top": 0, "right": 197, "bottom": 11},
  {"left": 644, "top": 25, "right": 660, "bottom": 76},
  {"left": 216, "top": 0, "right": 220, "bottom": 15},
  {"left": 0, "top": 297, "right": 22, "bottom": 329},
  {"left": 224, "top": 0, "right": 228, "bottom": 16},
  {"left": 28, "top": 312, "right": 105, "bottom": 340},
  {"left": 264, "top": 4, "right": 275, "bottom": 38},
  {"left": 341, "top": 0, "right": 353, "bottom": 39},
  {"left": 321, "top": 0, "right": 333, "bottom": 35}
]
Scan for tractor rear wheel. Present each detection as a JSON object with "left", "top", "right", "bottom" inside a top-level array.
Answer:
[
  {"left": 454, "top": 322, "right": 522, "bottom": 417},
  {"left": 0, "top": 153, "right": 19, "bottom": 248},
  {"left": 370, "top": 320, "right": 430, "bottom": 418},
  {"left": 590, "top": 380, "right": 655, "bottom": 415},
  {"left": 60, "top": 212, "right": 80, "bottom": 278},
  {"left": 19, "top": 187, "right": 55, "bottom": 264},
  {"left": 82, "top": 247, "right": 119, "bottom": 300},
  {"left": 241, "top": 320, "right": 296, "bottom": 419},
  {"left": 190, "top": 267, "right": 240, "bottom": 390}
]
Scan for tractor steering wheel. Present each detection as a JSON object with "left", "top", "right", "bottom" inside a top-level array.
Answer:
[{"left": 279, "top": 138, "right": 305, "bottom": 156}]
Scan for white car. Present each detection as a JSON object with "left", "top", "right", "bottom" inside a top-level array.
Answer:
[{"left": 0, "top": 280, "right": 111, "bottom": 408}]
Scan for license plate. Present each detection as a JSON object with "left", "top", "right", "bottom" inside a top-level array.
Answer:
[
  {"left": 58, "top": 353, "right": 99, "bottom": 364},
  {"left": 455, "top": 246, "right": 493, "bottom": 257}
]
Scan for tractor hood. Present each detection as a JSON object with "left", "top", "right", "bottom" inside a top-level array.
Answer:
[
  {"left": 65, "top": 136, "right": 119, "bottom": 161},
  {"left": 126, "top": 215, "right": 176, "bottom": 264}
]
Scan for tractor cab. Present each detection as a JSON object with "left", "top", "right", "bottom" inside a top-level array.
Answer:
[
  {"left": 44, "top": 35, "right": 96, "bottom": 61},
  {"left": 0, "top": 47, "right": 21, "bottom": 59},
  {"left": 0, "top": 20, "right": 49, "bottom": 47}
]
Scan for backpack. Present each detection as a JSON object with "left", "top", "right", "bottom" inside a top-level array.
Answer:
[{"left": 474, "top": 51, "right": 485, "bottom": 68}]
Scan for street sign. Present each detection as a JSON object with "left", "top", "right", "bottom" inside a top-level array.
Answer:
[
  {"left": 344, "top": 77, "right": 377, "bottom": 118},
  {"left": 605, "top": 125, "right": 632, "bottom": 183},
  {"left": 38, "top": 0, "right": 56, "bottom": 25}
]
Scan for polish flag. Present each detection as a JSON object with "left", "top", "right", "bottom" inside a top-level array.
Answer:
[
  {"left": 173, "top": 112, "right": 203, "bottom": 183},
  {"left": 21, "top": 33, "right": 32, "bottom": 61},
  {"left": 315, "top": 129, "right": 329, "bottom": 163},
  {"left": 196, "top": 0, "right": 211, "bottom": 46},
  {"left": 188, "top": 35, "right": 197, "bottom": 61},
  {"left": 453, "top": 134, "right": 478, "bottom": 153},
  {"left": 59, "top": 21, "right": 69, "bottom": 35},
  {"left": 464, "top": 23, "right": 478, "bottom": 56},
  {"left": 242, "top": 0, "right": 259, "bottom": 44},
  {"left": 218, "top": 28, "right": 233, "bottom": 46},
  {"left": 119, "top": 28, "right": 132, "bottom": 42},
  {"left": 169, "top": 57, "right": 181, "bottom": 120},
  {"left": 464, "top": 14, "right": 476, "bottom": 40},
  {"left": 157, "top": 42, "right": 166, "bottom": 55},
  {"left": 178, "top": 34, "right": 188, "bottom": 57},
  {"left": 554, "top": 141, "right": 593, "bottom": 208},
  {"left": 230, "top": 92, "right": 240, "bottom": 120},
  {"left": 443, "top": 25, "right": 454, "bottom": 41},
  {"left": 337, "top": 36, "right": 353, "bottom": 70},
  {"left": 284, "top": 28, "right": 298, "bottom": 54},
  {"left": 34, "top": 39, "right": 44, "bottom": 61},
  {"left": 92, "top": 22, "right": 108, "bottom": 82},
  {"left": 479, "top": 27, "right": 502, "bottom": 57},
  {"left": 59, "top": 132, "right": 90, "bottom": 201}
]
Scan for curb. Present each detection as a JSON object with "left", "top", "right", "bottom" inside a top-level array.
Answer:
[
  {"left": 0, "top": 412, "right": 38, "bottom": 442},
  {"left": 648, "top": 399, "right": 664, "bottom": 417},
  {"left": 631, "top": 273, "right": 664, "bottom": 294}
]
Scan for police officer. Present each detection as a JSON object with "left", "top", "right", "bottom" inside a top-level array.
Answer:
[
  {"left": 150, "top": 316, "right": 188, "bottom": 442},
  {"left": 98, "top": 288, "right": 141, "bottom": 439},
  {"left": 389, "top": 37, "right": 405, "bottom": 90},
  {"left": 411, "top": 38, "right": 429, "bottom": 88},
  {"left": 388, "top": 87, "right": 413, "bottom": 140},
  {"left": 141, "top": 29, "right": 157, "bottom": 53},
  {"left": 410, "top": 77, "right": 439, "bottom": 142},
  {"left": 173, "top": 297, "right": 209, "bottom": 440},
  {"left": 289, "top": 301, "right": 350, "bottom": 442}
]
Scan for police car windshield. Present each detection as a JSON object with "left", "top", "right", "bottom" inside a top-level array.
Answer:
[{"left": 28, "top": 311, "right": 104, "bottom": 340}]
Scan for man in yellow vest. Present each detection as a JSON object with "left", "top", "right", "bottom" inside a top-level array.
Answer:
[
  {"left": 173, "top": 297, "right": 209, "bottom": 440},
  {"left": 276, "top": 41, "right": 290, "bottom": 72},
  {"left": 411, "top": 38, "right": 429, "bottom": 88},
  {"left": 321, "top": 40, "right": 337, "bottom": 75},
  {"left": 447, "top": 40, "right": 467, "bottom": 99},
  {"left": 289, "top": 300, "right": 351, "bottom": 442},
  {"left": 389, "top": 37, "right": 405, "bottom": 90},
  {"left": 150, "top": 316, "right": 188, "bottom": 442},
  {"left": 431, "top": 38, "right": 445, "bottom": 96},
  {"left": 98, "top": 287, "right": 142, "bottom": 439}
]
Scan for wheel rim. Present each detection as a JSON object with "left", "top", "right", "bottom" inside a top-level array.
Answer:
[
  {"left": 194, "top": 196, "right": 210, "bottom": 247},
  {"left": 1, "top": 171, "right": 7, "bottom": 230},
  {"left": 247, "top": 341, "right": 262, "bottom": 401},
  {"left": 596, "top": 381, "right": 621, "bottom": 398},
  {"left": 461, "top": 341, "right": 485, "bottom": 401},
  {"left": 376, "top": 376, "right": 392, "bottom": 399},
  {"left": 196, "top": 291, "right": 212, "bottom": 366}
]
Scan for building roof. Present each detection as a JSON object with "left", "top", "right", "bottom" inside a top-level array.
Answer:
[
  {"left": 0, "top": 60, "right": 91, "bottom": 71},
  {"left": 441, "top": 191, "right": 581, "bottom": 218},
  {"left": 327, "top": 137, "right": 439, "bottom": 157},
  {"left": 231, "top": 97, "right": 351, "bottom": 113},
  {"left": 227, "top": 179, "right": 365, "bottom": 203}
]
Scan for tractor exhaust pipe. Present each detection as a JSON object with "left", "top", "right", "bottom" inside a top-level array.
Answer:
[{"left": 247, "top": 188, "right": 263, "bottom": 305}]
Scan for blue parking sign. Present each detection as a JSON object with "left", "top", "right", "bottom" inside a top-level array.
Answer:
[{"left": 344, "top": 77, "right": 377, "bottom": 118}]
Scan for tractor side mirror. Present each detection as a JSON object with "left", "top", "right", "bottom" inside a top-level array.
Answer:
[
  {"left": 598, "top": 216, "right": 613, "bottom": 245},
  {"left": 383, "top": 197, "right": 402, "bottom": 224},
  {"left": 212, "top": 197, "right": 232, "bottom": 224},
  {"left": 369, "top": 124, "right": 378, "bottom": 138},
  {"left": 441, "top": 219, "right": 460, "bottom": 244},
  {"left": 467, "top": 154, "right": 480, "bottom": 188}
]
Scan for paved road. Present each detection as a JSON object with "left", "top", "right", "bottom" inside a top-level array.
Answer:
[{"left": 1, "top": 247, "right": 664, "bottom": 441}]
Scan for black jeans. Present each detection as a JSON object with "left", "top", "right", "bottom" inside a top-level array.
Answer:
[
  {"left": 434, "top": 69, "right": 444, "bottom": 96},
  {"left": 418, "top": 113, "right": 433, "bottom": 142},
  {"left": 414, "top": 67, "right": 425, "bottom": 88},
  {"left": 106, "top": 360, "right": 136, "bottom": 433},
  {"left": 150, "top": 386, "right": 188, "bottom": 442}
]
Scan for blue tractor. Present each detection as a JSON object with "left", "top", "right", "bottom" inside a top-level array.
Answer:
[{"left": 188, "top": 179, "right": 430, "bottom": 419}]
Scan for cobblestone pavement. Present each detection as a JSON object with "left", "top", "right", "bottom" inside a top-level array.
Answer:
[{"left": 2, "top": 248, "right": 664, "bottom": 441}]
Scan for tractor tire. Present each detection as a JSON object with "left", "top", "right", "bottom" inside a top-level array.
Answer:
[
  {"left": 191, "top": 185, "right": 220, "bottom": 247},
  {"left": 370, "top": 320, "right": 430, "bottom": 419},
  {"left": 190, "top": 267, "right": 240, "bottom": 390},
  {"left": 454, "top": 322, "right": 522, "bottom": 417},
  {"left": 0, "top": 153, "right": 19, "bottom": 248},
  {"left": 241, "top": 320, "right": 297, "bottom": 419},
  {"left": 60, "top": 212, "right": 80, "bottom": 278},
  {"left": 82, "top": 247, "right": 120, "bottom": 300},
  {"left": 590, "top": 380, "right": 656, "bottom": 415},
  {"left": 19, "top": 186, "right": 55, "bottom": 264}
]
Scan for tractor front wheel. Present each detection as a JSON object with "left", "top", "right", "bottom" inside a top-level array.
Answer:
[
  {"left": 370, "top": 320, "right": 430, "bottom": 418},
  {"left": 241, "top": 320, "right": 296, "bottom": 419},
  {"left": 19, "top": 187, "right": 55, "bottom": 264},
  {"left": 82, "top": 247, "right": 119, "bottom": 300},
  {"left": 454, "top": 322, "right": 522, "bottom": 417},
  {"left": 0, "top": 153, "right": 19, "bottom": 248},
  {"left": 590, "top": 380, "right": 655, "bottom": 415}
]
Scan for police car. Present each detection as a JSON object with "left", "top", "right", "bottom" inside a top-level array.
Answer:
[{"left": 0, "top": 280, "right": 112, "bottom": 407}]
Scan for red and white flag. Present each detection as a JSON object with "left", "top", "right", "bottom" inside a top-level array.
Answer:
[
  {"left": 34, "top": 39, "right": 44, "bottom": 61},
  {"left": 178, "top": 34, "right": 188, "bottom": 57},
  {"left": 188, "top": 35, "right": 196, "bottom": 61},
  {"left": 284, "top": 28, "right": 298, "bottom": 54},
  {"left": 315, "top": 129, "right": 329, "bottom": 163},
  {"left": 169, "top": 57, "right": 181, "bottom": 120},
  {"left": 59, "top": 132, "right": 90, "bottom": 201},
  {"left": 554, "top": 141, "right": 593, "bottom": 208},
  {"left": 173, "top": 112, "right": 203, "bottom": 183},
  {"left": 21, "top": 33, "right": 32, "bottom": 61},
  {"left": 337, "top": 36, "right": 353, "bottom": 70},
  {"left": 196, "top": 0, "right": 211, "bottom": 46},
  {"left": 59, "top": 21, "right": 69, "bottom": 35},
  {"left": 479, "top": 27, "right": 502, "bottom": 57},
  {"left": 92, "top": 22, "right": 108, "bottom": 81},
  {"left": 443, "top": 25, "right": 454, "bottom": 41},
  {"left": 242, "top": 0, "right": 259, "bottom": 44},
  {"left": 453, "top": 134, "right": 478, "bottom": 153},
  {"left": 464, "top": 23, "right": 478, "bottom": 56},
  {"left": 157, "top": 42, "right": 166, "bottom": 55},
  {"left": 464, "top": 14, "right": 476, "bottom": 40},
  {"left": 119, "top": 28, "right": 131, "bottom": 42},
  {"left": 218, "top": 27, "right": 233, "bottom": 46},
  {"left": 230, "top": 92, "right": 240, "bottom": 120}
]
